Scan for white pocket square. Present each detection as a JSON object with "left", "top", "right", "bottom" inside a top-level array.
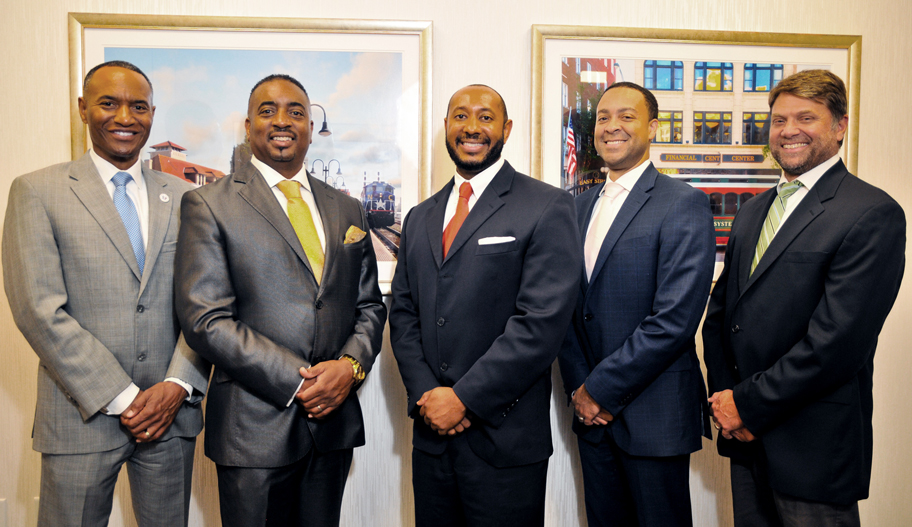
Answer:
[{"left": 478, "top": 236, "right": 516, "bottom": 245}]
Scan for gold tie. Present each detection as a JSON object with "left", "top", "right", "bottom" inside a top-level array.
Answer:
[{"left": 277, "top": 180, "right": 324, "bottom": 284}]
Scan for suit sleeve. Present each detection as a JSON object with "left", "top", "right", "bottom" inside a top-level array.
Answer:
[
  {"left": 702, "top": 217, "right": 739, "bottom": 396},
  {"left": 390, "top": 209, "right": 444, "bottom": 416},
  {"left": 557, "top": 307, "right": 590, "bottom": 402},
  {"left": 175, "top": 190, "right": 310, "bottom": 407},
  {"left": 164, "top": 333, "right": 211, "bottom": 402},
  {"left": 337, "top": 204, "right": 387, "bottom": 375},
  {"left": 734, "top": 200, "right": 906, "bottom": 434},
  {"left": 452, "top": 190, "right": 581, "bottom": 427},
  {"left": 585, "top": 189, "right": 716, "bottom": 416},
  {"left": 2, "top": 176, "right": 133, "bottom": 420}
]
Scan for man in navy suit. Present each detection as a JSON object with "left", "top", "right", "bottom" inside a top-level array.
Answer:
[
  {"left": 558, "top": 82, "right": 716, "bottom": 526},
  {"left": 389, "top": 84, "right": 580, "bottom": 527},
  {"left": 703, "top": 70, "right": 905, "bottom": 526}
]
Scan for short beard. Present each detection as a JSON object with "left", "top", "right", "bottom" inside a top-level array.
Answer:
[{"left": 446, "top": 137, "right": 505, "bottom": 175}]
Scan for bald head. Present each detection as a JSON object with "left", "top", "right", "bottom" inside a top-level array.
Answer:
[{"left": 447, "top": 84, "right": 508, "bottom": 122}]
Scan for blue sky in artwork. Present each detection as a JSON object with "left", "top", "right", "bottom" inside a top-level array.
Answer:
[{"left": 105, "top": 47, "right": 403, "bottom": 191}]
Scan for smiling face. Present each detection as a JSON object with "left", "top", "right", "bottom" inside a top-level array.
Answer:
[
  {"left": 246, "top": 79, "right": 313, "bottom": 179},
  {"left": 769, "top": 93, "right": 847, "bottom": 180},
  {"left": 593, "top": 87, "right": 658, "bottom": 181},
  {"left": 78, "top": 66, "right": 155, "bottom": 170},
  {"left": 444, "top": 85, "right": 513, "bottom": 179}
]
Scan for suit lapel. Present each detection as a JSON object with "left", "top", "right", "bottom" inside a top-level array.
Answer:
[
  {"left": 140, "top": 168, "right": 176, "bottom": 295},
  {"left": 310, "top": 176, "right": 339, "bottom": 292},
  {"left": 737, "top": 189, "right": 776, "bottom": 294},
  {"left": 587, "top": 167, "right": 655, "bottom": 286},
  {"left": 441, "top": 163, "right": 511, "bottom": 263},
  {"left": 576, "top": 184, "right": 601, "bottom": 295},
  {"left": 68, "top": 153, "right": 142, "bottom": 282},
  {"left": 425, "top": 181, "right": 452, "bottom": 269},
  {"left": 739, "top": 162, "right": 847, "bottom": 297},
  {"left": 236, "top": 165, "right": 316, "bottom": 279}
]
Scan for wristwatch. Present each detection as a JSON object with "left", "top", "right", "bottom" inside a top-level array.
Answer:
[{"left": 341, "top": 355, "right": 366, "bottom": 384}]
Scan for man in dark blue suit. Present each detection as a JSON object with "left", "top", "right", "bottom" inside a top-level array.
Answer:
[
  {"left": 703, "top": 70, "right": 905, "bottom": 527},
  {"left": 390, "top": 84, "right": 581, "bottom": 527},
  {"left": 559, "top": 82, "right": 716, "bottom": 526}
]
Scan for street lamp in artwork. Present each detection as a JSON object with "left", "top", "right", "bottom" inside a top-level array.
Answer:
[
  {"left": 312, "top": 159, "right": 342, "bottom": 184},
  {"left": 311, "top": 104, "right": 332, "bottom": 137}
]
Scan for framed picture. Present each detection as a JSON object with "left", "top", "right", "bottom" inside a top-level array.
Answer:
[
  {"left": 69, "top": 13, "right": 432, "bottom": 289},
  {"left": 531, "top": 26, "right": 861, "bottom": 276}
]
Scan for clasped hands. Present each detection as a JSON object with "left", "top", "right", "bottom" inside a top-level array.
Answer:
[
  {"left": 572, "top": 384, "right": 613, "bottom": 426},
  {"left": 295, "top": 359, "right": 356, "bottom": 419},
  {"left": 417, "top": 387, "right": 472, "bottom": 436},
  {"left": 708, "top": 389, "right": 755, "bottom": 442},
  {"left": 120, "top": 381, "right": 188, "bottom": 443}
]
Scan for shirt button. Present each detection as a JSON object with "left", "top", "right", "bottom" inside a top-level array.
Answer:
[
  {"left": 315, "top": 300, "right": 324, "bottom": 309},
  {"left": 584, "top": 314, "right": 594, "bottom": 322},
  {"left": 731, "top": 325, "right": 740, "bottom": 333},
  {"left": 437, "top": 317, "right": 445, "bottom": 327},
  {"left": 440, "top": 362, "right": 448, "bottom": 372},
  {"left": 137, "top": 354, "right": 146, "bottom": 362},
  {"left": 136, "top": 305, "right": 145, "bottom": 313}
]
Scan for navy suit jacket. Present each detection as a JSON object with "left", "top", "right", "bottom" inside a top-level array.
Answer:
[
  {"left": 703, "top": 160, "right": 905, "bottom": 504},
  {"left": 389, "top": 161, "right": 581, "bottom": 468},
  {"left": 559, "top": 164, "right": 715, "bottom": 457}
]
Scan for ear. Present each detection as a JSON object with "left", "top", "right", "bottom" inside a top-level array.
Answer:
[
  {"left": 834, "top": 114, "right": 848, "bottom": 143},
  {"left": 502, "top": 119, "right": 514, "bottom": 144},
  {"left": 310, "top": 120, "right": 314, "bottom": 144},
  {"left": 244, "top": 118, "right": 251, "bottom": 140},
  {"left": 648, "top": 118, "right": 659, "bottom": 142},
  {"left": 78, "top": 97, "right": 88, "bottom": 124}
]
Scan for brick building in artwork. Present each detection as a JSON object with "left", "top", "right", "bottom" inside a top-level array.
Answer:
[{"left": 145, "top": 141, "right": 225, "bottom": 186}]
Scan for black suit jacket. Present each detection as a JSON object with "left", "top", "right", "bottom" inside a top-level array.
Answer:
[
  {"left": 389, "top": 161, "right": 581, "bottom": 468},
  {"left": 703, "top": 160, "right": 905, "bottom": 504},
  {"left": 175, "top": 160, "right": 386, "bottom": 468}
]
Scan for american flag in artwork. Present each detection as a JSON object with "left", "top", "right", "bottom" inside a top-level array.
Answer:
[{"left": 565, "top": 117, "right": 577, "bottom": 178}]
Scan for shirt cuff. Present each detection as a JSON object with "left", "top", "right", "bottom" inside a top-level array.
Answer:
[
  {"left": 164, "top": 377, "right": 193, "bottom": 400},
  {"left": 287, "top": 378, "right": 306, "bottom": 407},
  {"left": 103, "top": 383, "right": 141, "bottom": 416}
]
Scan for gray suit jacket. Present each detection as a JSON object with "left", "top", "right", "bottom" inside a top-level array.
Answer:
[
  {"left": 175, "top": 160, "right": 386, "bottom": 468},
  {"left": 3, "top": 152, "right": 210, "bottom": 454}
]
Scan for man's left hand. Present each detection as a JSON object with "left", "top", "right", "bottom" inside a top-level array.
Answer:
[
  {"left": 120, "top": 381, "right": 188, "bottom": 443},
  {"left": 297, "top": 360, "right": 355, "bottom": 419},
  {"left": 416, "top": 387, "right": 467, "bottom": 435},
  {"left": 572, "top": 384, "right": 613, "bottom": 426},
  {"left": 708, "top": 389, "right": 755, "bottom": 441}
]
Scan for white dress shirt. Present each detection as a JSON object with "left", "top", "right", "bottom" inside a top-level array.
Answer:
[
  {"left": 584, "top": 160, "right": 652, "bottom": 280},
  {"left": 442, "top": 158, "right": 505, "bottom": 230},
  {"left": 89, "top": 151, "right": 192, "bottom": 415},
  {"left": 772, "top": 154, "right": 841, "bottom": 238}
]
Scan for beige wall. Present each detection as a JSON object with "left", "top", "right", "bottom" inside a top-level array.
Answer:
[{"left": 2, "top": 0, "right": 910, "bottom": 526}]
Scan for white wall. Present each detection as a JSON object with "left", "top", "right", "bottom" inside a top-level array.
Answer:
[{"left": 1, "top": 1, "right": 910, "bottom": 526}]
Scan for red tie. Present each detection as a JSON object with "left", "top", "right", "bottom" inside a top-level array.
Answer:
[{"left": 443, "top": 182, "right": 473, "bottom": 257}]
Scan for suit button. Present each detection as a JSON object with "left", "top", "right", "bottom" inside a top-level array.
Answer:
[
  {"left": 437, "top": 317, "right": 445, "bottom": 327},
  {"left": 731, "top": 325, "right": 740, "bottom": 333},
  {"left": 137, "top": 354, "right": 146, "bottom": 362},
  {"left": 315, "top": 300, "right": 324, "bottom": 309},
  {"left": 136, "top": 305, "right": 145, "bottom": 313},
  {"left": 584, "top": 314, "right": 594, "bottom": 322},
  {"left": 440, "top": 362, "right": 448, "bottom": 372}
]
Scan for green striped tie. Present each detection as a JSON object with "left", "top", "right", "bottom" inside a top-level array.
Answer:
[{"left": 751, "top": 180, "right": 802, "bottom": 275}]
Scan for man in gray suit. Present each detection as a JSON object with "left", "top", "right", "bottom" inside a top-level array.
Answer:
[
  {"left": 3, "top": 61, "right": 209, "bottom": 526},
  {"left": 175, "top": 74, "right": 386, "bottom": 527}
]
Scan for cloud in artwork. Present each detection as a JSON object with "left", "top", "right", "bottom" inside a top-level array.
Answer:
[
  {"left": 348, "top": 143, "right": 400, "bottom": 164},
  {"left": 326, "top": 53, "right": 399, "bottom": 108},
  {"left": 337, "top": 129, "right": 382, "bottom": 143}
]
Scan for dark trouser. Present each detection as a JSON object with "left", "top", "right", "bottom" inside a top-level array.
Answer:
[
  {"left": 577, "top": 434, "right": 693, "bottom": 527},
  {"left": 412, "top": 433, "right": 548, "bottom": 527},
  {"left": 39, "top": 436, "right": 195, "bottom": 527},
  {"left": 216, "top": 447, "right": 353, "bottom": 527},
  {"left": 730, "top": 456, "right": 861, "bottom": 527}
]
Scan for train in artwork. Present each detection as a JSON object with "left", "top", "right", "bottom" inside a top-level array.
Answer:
[{"left": 361, "top": 178, "right": 396, "bottom": 229}]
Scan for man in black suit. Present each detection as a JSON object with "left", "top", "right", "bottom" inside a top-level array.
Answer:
[
  {"left": 389, "top": 84, "right": 580, "bottom": 527},
  {"left": 703, "top": 70, "right": 905, "bottom": 526},
  {"left": 175, "top": 74, "right": 386, "bottom": 527}
]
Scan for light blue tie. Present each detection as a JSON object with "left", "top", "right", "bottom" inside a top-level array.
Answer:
[{"left": 112, "top": 171, "right": 145, "bottom": 274}]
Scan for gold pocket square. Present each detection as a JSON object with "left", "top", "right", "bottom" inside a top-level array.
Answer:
[{"left": 344, "top": 225, "right": 367, "bottom": 244}]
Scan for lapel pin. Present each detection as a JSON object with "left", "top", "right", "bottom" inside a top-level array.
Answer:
[{"left": 160, "top": 193, "right": 170, "bottom": 203}]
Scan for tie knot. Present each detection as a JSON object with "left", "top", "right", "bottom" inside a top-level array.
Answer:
[
  {"left": 780, "top": 180, "right": 802, "bottom": 199},
  {"left": 112, "top": 171, "right": 133, "bottom": 188},
  {"left": 277, "top": 180, "right": 303, "bottom": 200},
  {"left": 458, "top": 182, "right": 473, "bottom": 200},
  {"left": 603, "top": 182, "right": 624, "bottom": 201}
]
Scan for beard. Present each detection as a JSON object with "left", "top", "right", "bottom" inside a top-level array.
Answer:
[{"left": 446, "top": 136, "right": 505, "bottom": 175}]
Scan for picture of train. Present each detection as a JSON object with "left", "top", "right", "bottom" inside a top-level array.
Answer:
[
  {"left": 361, "top": 179, "right": 397, "bottom": 229},
  {"left": 671, "top": 173, "right": 779, "bottom": 246}
]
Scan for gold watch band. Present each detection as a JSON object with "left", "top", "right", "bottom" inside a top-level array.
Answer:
[{"left": 340, "top": 355, "right": 366, "bottom": 383}]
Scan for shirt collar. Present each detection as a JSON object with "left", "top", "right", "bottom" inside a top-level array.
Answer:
[
  {"left": 90, "top": 149, "right": 144, "bottom": 187},
  {"left": 777, "top": 155, "right": 840, "bottom": 192},
  {"left": 251, "top": 156, "right": 313, "bottom": 194},
  {"left": 453, "top": 157, "right": 505, "bottom": 199},
  {"left": 600, "top": 160, "right": 650, "bottom": 196}
]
